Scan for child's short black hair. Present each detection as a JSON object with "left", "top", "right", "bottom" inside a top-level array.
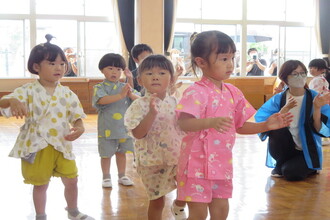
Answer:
[
  {"left": 308, "top": 59, "right": 329, "bottom": 70},
  {"left": 137, "top": 54, "right": 174, "bottom": 78},
  {"left": 27, "top": 35, "right": 68, "bottom": 75},
  {"left": 131, "top": 44, "right": 153, "bottom": 60},
  {"left": 98, "top": 53, "right": 126, "bottom": 70}
]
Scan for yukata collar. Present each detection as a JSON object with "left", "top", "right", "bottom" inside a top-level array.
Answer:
[
  {"left": 199, "top": 76, "right": 224, "bottom": 92},
  {"left": 104, "top": 79, "right": 118, "bottom": 85},
  {"left": 36, "top": 79, "right": 61, "bottom": 93}
]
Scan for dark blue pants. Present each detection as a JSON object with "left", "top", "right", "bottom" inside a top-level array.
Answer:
[{"left": 268, "top": 128, "right": 315, "bottom": 181}]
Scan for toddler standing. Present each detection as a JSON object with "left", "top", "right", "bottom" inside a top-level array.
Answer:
[
  {"left": 92, "top": 53, "right": 139, "bottom": 188},
  {"left": 0, "top": 36, "right": 93, "bottom": 220},
  {"left": 175, "top": 30, "right": 292, "bottom": 220},
  {"left": 124, "top": 54, "right": 186, "bottom": 220}
]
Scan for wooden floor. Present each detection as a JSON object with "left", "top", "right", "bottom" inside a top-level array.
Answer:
[{"left": 1, "top": 114, "right": 330, "bottom": 220}]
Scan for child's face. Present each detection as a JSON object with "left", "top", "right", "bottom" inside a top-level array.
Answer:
[
  {"left": 101, "top": 66, "right": 123, "bottom": 82},
  {"left": 136, "top": 51, "right": 152, "bottom": 65},
  {"left": 309, "top": 67, "right": 324, "bottom": 77},
  {"left": 33, "top": 54, "right": 66, "bottom": 84},
  {"left": 198, "top": 51, "right": 235, "bottom": 84},
  {"left": 138, "top": 67, "right": 173, "bottom": 99}
]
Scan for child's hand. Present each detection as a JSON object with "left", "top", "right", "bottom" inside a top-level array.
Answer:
[
  {"left": 120, "top": 84, "right": 131, "bottom": 98},
  {"left": 281, "top": 96, "right": 297, "bottom": 113},
  {"left": 175, "top": 61, "right": 184, "bottom": 77},
  {"left": 313, "top": 92, "right": 330, "bottom": 109},
  {"left": 124, "top": 68, "right": 133, "bottom": 78},
  {"left": 149, "top": 93, "right": 158, "bottom": 115},
  {"left": 211, "top": 117, "right": 233, "bottom": 133},
  {"left": 64, "top": 126, "right": 85, "bottom": 141},
  {"left": 274, "top": 81, "right": 285, "bottom": 94},
  {"left": 9, "top": 98, "right": 28, "bottom": 119},
  {"left": 266, "top": 112, "right": 293, "bottom": 130}
]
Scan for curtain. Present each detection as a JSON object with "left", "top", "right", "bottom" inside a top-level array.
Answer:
[
  {"left": 164, "top": 0, "right": 178, "bottom": 56},
  {"left": 316, "top": 0, "right": 330, "bottom": 59},
  {"left": 114, "top": 0, "right": 136, "bottom": 71}
]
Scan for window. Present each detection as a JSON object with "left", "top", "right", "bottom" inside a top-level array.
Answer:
[
  {"left": 0, "top": 20, "right": 28, "bottom": 77},
  {"left": 174, "top": 0, "right": 318, "bottom": 76},
  {"left": 0, "top": 0, "right": 120, "bottom": 78}
]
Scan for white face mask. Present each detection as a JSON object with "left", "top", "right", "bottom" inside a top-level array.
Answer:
[{"left": 287, "top": 75, "right": 307, "bottom": 88}]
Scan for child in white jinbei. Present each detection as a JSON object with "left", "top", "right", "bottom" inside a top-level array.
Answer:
[{"left": 0, "top": 35, "right": 94, "bottom": 220}]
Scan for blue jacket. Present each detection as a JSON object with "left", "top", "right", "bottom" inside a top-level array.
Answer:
[{"left": 255, "top": 89, "right": 330, "bottom": 170}]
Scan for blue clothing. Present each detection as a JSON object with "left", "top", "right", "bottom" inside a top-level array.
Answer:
[
  {"left": 255, "top": 89, "right": 330, "bottom": 170},
  {"left": 92, "top": 80, "right": 135, "bottom": 139}
]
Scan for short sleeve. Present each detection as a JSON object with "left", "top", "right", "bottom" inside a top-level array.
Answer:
[
  {"left": 124, "top": 99, "right": 146, "bottom": 133},
  {"left": 0, "top": 86, "right": 28, "bottom": 117},
  {"left": 232, "top": 87, "right": 256, "bottom": 129},
  {"left": 92, "top": 84, "right": 108, "bottom": 109},
  {"left": 67, "top": 90, "right": 86, "bottom": 124},
  {"left": 176, "top": 86, "right": 207, "bottom": 119}
]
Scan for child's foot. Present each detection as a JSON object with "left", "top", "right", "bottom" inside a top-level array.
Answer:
[
  {"left": 118, "top": 176, "right": 134, "bottom": 186},
  {"left": 66, "top": 208, "right": 95, "bottom": 220},
  {"left": 102, "top": 178, "right": 112, "bottom": 188},
  {"left": 171, "top": 201, "right": 187, "bottom": 220},
  {"left": 68, "top": 212, "right": 95, "bottom": 220}
]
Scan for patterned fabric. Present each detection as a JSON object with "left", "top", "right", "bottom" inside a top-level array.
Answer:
[
  {"left": 176, "top": 77, "right": 256, "bottom": 181},
  {"left": 0, "top": 80, "right": 86, "bottom": 160},
  {"left": 124, "top": 92, "right": 184, "bottom": 167},
  {"left": 309, "top": 75, "right": 329, "bottom": 94},
  {"left": 92, "top": 80, "right": 136, "bottom": 139},
  {"left": 136, "top": 164, "right": 177, "bottom": 200}
]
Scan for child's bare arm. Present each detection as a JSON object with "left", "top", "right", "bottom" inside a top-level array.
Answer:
[
  {"left": 0, "top": 98, "right": 28, "bottom": 119},
  {"left": 124, "top": 68, "right": 134, "bottom": 88},
  {"left": 127, "top": 87, "right": 140, "bottom": 101},
  {"left": 97, "top": 84, "right": 130, "bottom": 105},
  {"left": 64, "top": 118, "right": 85, "bottom": 141},
  {"left": 178, "top": 112, "right": 232, "bottom": 133},
  {"left": 131, "top": 94, "right": 157, "bottom": 139},
  {"left": 237, "top": 112, "right": 293, "bottom": 134}
]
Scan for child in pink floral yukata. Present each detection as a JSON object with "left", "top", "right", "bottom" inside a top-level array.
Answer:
[
  {"left": 124, "top": 55, "right": 186, "bottom": 220},
  {"left": 175, "top": 30, "right": 293, "bottom": 220}
]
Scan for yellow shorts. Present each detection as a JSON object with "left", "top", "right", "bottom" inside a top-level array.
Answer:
[{"left": 21, "top": 145, "right": 78, "bottom": 185}]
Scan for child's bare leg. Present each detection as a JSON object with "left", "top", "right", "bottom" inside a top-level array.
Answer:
[
  {"left": 33, "top": 184, "right": 49, "bottom": 215},
  {"left": 209, "top": 198, "right": 229, "bottom": 220},
  {"left": 174, "top": 199, "right": 186, "bottom": 207},
  {"left": 187, "top": 202, "right": 208, "bottom": 220},
  {"left": 115, "top": 152, "right": 126, "bottom": 177},
  {"left": 148, "top": 196, "right": 165, "bottom": 220},
  {"left": 101, "top": 157, "right": 111, "bottom": 179},
  {"left": 61, "top": 177, "right": 78, "bottom": 209}
]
